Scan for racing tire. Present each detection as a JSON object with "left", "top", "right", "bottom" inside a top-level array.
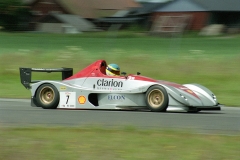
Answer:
[
  {"left": 36, "top": 83, "right": 60, "bottom": 109},
  {"left": 145, "top": 85, "right": 169, "bottom": 112}
]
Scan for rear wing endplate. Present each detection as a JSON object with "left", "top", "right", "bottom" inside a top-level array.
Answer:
[{"left": 19, "top": 67, "right": 73, "bottom": 89}]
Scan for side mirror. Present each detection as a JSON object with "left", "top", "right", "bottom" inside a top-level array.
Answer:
[
  {"left": 137, "top": 72, "right": 141, "bottom": 75},
  {"left": 121, "top": 72, "right": 128, "bottom": 79},
  {"left": 121, "top": 72, "right": 127, "bottom": 76}
]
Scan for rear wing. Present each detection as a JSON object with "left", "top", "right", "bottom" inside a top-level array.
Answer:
[{"left": 19, "top": 67, "right": 73, "bottom": 89}]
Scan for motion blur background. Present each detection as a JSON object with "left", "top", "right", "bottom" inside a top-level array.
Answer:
[
  {"left": 1, "top": 0, "right": 240, "bottom": 33},
  {"left": 1, "top": 1, "right": 240, "bottom": 159},
  {"left": 0, "top": 0, "right": 240, "bottom": 105}
]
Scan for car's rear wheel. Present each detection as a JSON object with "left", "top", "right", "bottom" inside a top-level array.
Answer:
[
  {"left": 36, "top": 83, "right": 59, "bottom": 109},
  {"left": 145, "top": 85, "right": 168, "bottom": 112}
]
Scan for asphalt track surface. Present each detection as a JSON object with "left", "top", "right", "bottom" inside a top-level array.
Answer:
[{"left": 0, "top": 98, "right": 240, "bottom": 135}]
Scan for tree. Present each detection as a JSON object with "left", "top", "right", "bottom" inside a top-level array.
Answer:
[{"left": 0, "top": 0, "right": 30, "bottom": 31}]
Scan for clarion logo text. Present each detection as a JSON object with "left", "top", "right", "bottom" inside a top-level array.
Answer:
[{"left": 97, "top": 79, "right": 123, "bottom": 87}]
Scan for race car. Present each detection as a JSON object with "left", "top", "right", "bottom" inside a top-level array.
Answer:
[{"left": 20, "top": 59, "right": 221, "bottom": 112}]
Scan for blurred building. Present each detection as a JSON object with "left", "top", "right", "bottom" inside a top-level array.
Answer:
[
  {"left": 22, "top": 0, "right": 240, "bottom": 33},
  {"left": 194, "top": 0, "right": 240, "bottom": 28},
  {"left": 37, "top": 13, "right": 97, "bottom": 33},
  {"left": 24, "top": 0, "right": 140, "bottom": 32},
  {"left": 150, "top": 0, "right": 240, "bottom": 34}
]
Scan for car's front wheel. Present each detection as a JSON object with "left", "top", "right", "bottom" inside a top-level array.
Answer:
[
  {"left": 36, "top": 83, "right": 59, "bottom": 109},
  {"left": 145, "top": 85, "right": 169, "bottom": 112}
]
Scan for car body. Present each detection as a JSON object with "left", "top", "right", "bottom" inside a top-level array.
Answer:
[{"left": 20, "top": 59, "right": 221, "bottom": 112}]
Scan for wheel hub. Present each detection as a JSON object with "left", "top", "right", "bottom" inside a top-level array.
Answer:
[
  {"left": 40, "top": 87, "right": 55, "bottom": 104},
  {"left": 148, "top": 89, "right": 164, "bottom": 108}
]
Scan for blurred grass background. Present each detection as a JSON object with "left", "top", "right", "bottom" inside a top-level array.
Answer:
[
  {"left": 0, "top": 126, "right": 240, "bottom": 160},
  {"left": 0, "top": 32, "right": 240, "bottom": 106},
  {"left": 1, "top": 31, "right": 240, "bottom": 160}
]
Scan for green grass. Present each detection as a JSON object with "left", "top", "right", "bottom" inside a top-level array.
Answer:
[
  {"left": 0, "top": 32, "right": 240, "bottom": 159},
  {"left": 0, "top": 32, "right": 240, "bottom": 106},
  {"left": 0, "top": 127, "right": 240, "bottom": 160}
]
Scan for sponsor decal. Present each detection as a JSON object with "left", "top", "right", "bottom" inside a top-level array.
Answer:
[
  {"left": 32, "top": 68, "right": 60, "bottom": 71},
  {"left": 78, "top": 96, "right": 86, "bottom": 104},
  {"left": 96, "top": 79, "right": 123, "bottom": 90},
  {"left": 108, "top": 94, "right": 125, "bottom": 101},
  {"left": 128, "top": 76, "right": 135, "bottom": 80},
  {"left": 60, "top": 86, "right": 67, "bottom": 90},
  {"left": 96, "top": 87, "right": 122, "bottom": 90},
  {"left": 179, "top": 87, "right": 188, "bottom": 90},
  {"left": 97, "top": 79, "right": 123, "bottom": 87},
  {"left": 186, "top": 89, "right": 194, "bottom": 94},
  {"left": 59, "top": 92, "right": 76, "bottom": 108},
  {"left": 179, "top": 87, "right": 194, "bottom": 94}
]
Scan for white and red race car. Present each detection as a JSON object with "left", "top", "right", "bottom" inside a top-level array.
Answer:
[{"left": 20, "top": 60, "right": 221, "bottom": 112}]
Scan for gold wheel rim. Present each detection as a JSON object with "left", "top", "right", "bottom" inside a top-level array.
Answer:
[
  {"left": 148, "top": 89, "right": 164, "bottom": 108},
  {"left": 39, "top": 86, "right": 55, "bottom": 104}
]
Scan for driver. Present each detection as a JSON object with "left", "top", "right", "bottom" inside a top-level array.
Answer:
[{"left": 106, "top": 64, "right": 120, "bottom": 76}]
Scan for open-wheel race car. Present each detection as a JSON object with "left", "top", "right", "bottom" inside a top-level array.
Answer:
[{"left": 20, "top": 60, "right": 221, "bottom": 112}]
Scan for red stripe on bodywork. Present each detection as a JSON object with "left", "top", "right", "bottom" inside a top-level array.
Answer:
[{"left": 158, "top": 80, "right": 199, "bottom": 99}]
